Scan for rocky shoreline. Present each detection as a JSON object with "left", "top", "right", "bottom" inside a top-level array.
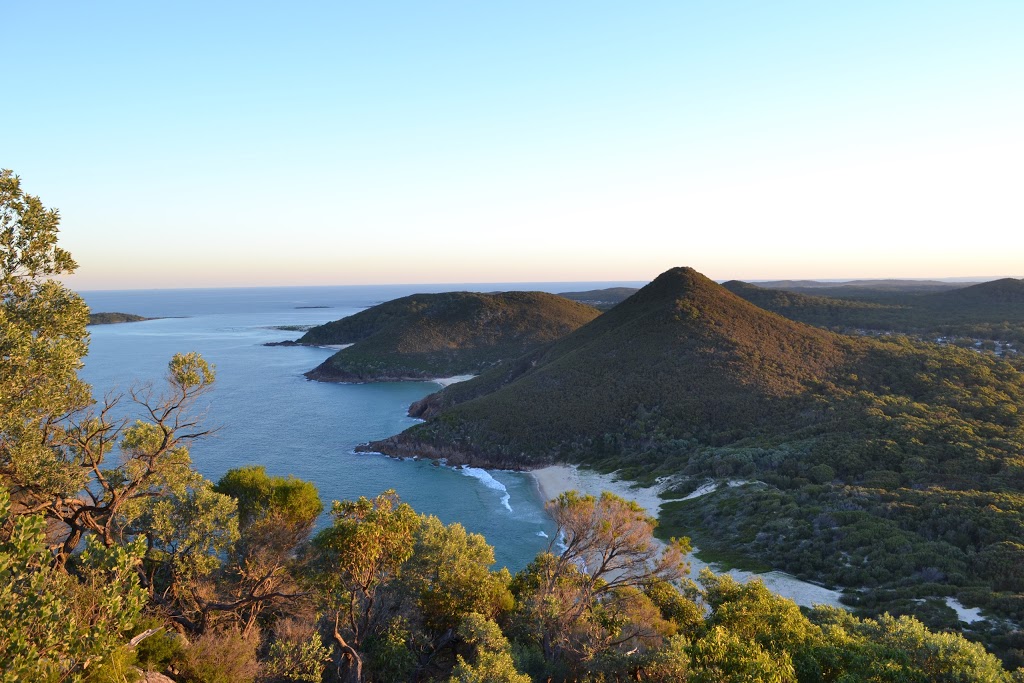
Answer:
[{"left": 356, "top": 436, "right": 546, "bottom": 471}]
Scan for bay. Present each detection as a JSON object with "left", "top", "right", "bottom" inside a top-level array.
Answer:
[{"left": 78, "top": 282, "right": 638, "bottom": 570}]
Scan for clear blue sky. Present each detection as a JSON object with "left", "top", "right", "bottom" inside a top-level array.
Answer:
[{"left": 5, "top": 1, "right": 1022, "bottom": 289}]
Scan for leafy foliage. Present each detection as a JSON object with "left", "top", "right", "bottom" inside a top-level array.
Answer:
[
  {"left": 215, "top": 465, "right": 322, "bottom": 532},
  {"left": 0, "top": 491, "right": 147, "bottom": 682},
  {"left": 508, "top": 492, "right": 688, "bottom": 679},
  {"left": 448, "top": 613, "right": 530, "bottom": 683},
  {"left": 1, "top": 168, "right": 92, "bottom": 522},
  {"left": 265, "top": 618, "right": 331, "bottom": 683}
]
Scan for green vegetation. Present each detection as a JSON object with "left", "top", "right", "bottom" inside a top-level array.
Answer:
[
  {"left": 374, "top": 267, "right": 1024, "bottom": 661},
  {"left": 724, "top": 278, "right": 1024, "bottom": 343},
  {"left": 754, "top": 278, "right": 969, "bottom": 294},
  {"left": 299, "top": 291, "right": 600, "bottom": 382},
  {"left": 0, "top": 490, "right": 147, "bottom": 681},
  {"left": 5, "top": 173, "right": 1024, "bottom": 680},
  {"left": 88, "top": 312, "right": 153, "bottom": 325}
]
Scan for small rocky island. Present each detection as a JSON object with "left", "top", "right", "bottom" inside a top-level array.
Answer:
[{"left": 87, "top": 312, "right": 154, "bottom": 326}]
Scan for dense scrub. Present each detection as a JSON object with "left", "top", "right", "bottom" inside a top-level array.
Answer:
[
  {"left": 725, "top": 278, "right": 1024, "bottom": 342},
  {"left": 299, "top": 291, "right": 601, "bottom": 381},
  {"left": 6, "top": 481, "right": 1022, "bottom": 682},
  {"left": 372, "top": 268, "right": 1024, "bottom": 654}
]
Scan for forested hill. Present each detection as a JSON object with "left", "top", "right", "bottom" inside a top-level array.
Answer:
[
  {"left": 370, "top": 267, "right": 1024, "bottom": 649},
  {"left": 720, "top": 280, "right": 913, "bottom": 332},
  {"left": 755, "top": 278, "right": 968, "bottom": 294},
  {"left": 724, "top": 278, "right": 1024, "bottom": 342},
  {"left": 301, "top": 291, "right": 601, "bottom": 382},
  {"left": 933, "top": 277, "right": 1024, "bottom": 305},
  {"left": 374, "top": 266, "right": 859, "bottom": 465},
  {"left": 375, "top": 268, "right": 1024, "bottom": 474}
]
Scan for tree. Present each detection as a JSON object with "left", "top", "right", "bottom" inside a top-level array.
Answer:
[
  {"left": 144, "top": 480, "right": 240, "bottom": 633},
  {"left": 693, "top": 570, "right": 821, "bottom": 682},
  {"left": 510, "top": 490, "right": 690, "bottom": 674},
  {"left": 2, "top": 173, "right": 227, "bottom": 571},
  {"left": 310, "top": 489, "right": 420, "bottom": 683},
  {"left": 212, "top": 466, "right": 323, "bottom": 635},
  {"left": 809, "top": 606, "right": 1013, "bottom": 683},
  {"left": 0, "top": 168, "right": 92, "bottom": 528},
  {"left": 214, "top": 465, "right": 322, "bottom": 539},
  {"left": 400, "top": 515, "right": 514, "bottom": 676},
  {"left": 0, "top": 171, "right": 253, "bottom": 639},
  {"left": 546, "top": 491, "right": 689, "bottom": 594},
  {"left": 0, "top": 490, "right": 147, "bottom": 681},
  {"left": 447, "top": 613, "right": 530, "bottom": 683}
]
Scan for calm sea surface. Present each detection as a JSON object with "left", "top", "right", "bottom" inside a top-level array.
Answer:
[{"left": 78, "top": 283, "right": 639, "bottom": 571}]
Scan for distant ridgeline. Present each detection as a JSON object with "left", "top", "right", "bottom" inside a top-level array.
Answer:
[
  {"left": 369, "top": 267, "right": 1024, "bottom": 655},
  {"left": 725, "top": 277, "right": 1024, "bottom": 343},
  {"left": 87, "top": 312, "right": 152, "bottom": 325},
  {"left": 300, "top": 291, "right": 601, "bottom": 382},
  {"left": 558, "top": 286, "right": 639, "bottom": 310}
]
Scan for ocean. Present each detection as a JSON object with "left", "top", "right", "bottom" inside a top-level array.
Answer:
[{"left": 78, "top": 282, "right": 639, "bottom": 571}]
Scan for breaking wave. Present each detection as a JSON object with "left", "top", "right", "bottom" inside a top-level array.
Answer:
[{"left": 459, "top": 467, "right": 513, "bottom": 512}]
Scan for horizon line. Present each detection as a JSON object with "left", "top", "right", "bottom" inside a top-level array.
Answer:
[{"left": 70, "top": 274, "right": 1024, "bottom": 294}]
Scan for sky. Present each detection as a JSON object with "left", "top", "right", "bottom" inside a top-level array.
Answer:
[{"left": 5, "top": 1, "right": 1023, "bottom": 289}]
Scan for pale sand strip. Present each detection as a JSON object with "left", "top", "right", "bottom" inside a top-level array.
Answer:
[
  {"left": 528, "top": 465, "right": 844, "bottom": 608},
  {"left": 432, "top": 374, "right": 476, "bottom": 387},
  {"left": 531, "top": 464, "right": 668, "bottom": 518}
]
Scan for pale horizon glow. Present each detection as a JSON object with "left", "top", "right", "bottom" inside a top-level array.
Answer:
[{"left": 6, "top": 2, "right": 1023, "bottom": 290}]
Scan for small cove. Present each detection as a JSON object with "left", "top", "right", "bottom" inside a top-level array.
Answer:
[
  {"left": 80, "top": 283, "right": 848, "bottom": 604},
  {"left": 79, "top": 285, "right": 571, "bottom": 570}
]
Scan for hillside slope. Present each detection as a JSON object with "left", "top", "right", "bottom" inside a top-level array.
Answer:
[
  {"left": 374, "top": 267, "right": 858, "bottom": 465},
  {"left": 302, "top": 291, "right": 601, "bottom": 382},
  {"left": 929, "top": 277, "right": 1024, "bottom": 306},
  {"left": 725, "top": 278, "right": 1024, "bottom": 342},
  {"left": 368, "top": 267, "right": 1024, "bottom": 641}
]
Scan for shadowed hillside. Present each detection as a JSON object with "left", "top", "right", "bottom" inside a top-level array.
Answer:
[
  {"left": 301, "top": 291, "right": 601, "bottom": 382},
  {"left": 755, "top": 278, "right": 970, "bottom": 294},
  {"left": 725, "top": 278, "right": 1024, "bottom": 342},
  {"left": 374, "top": 267, "right": 857, "bottom": 465},
  {"left": 933, "top": 277, "right": 1024, "bottom": 305}
]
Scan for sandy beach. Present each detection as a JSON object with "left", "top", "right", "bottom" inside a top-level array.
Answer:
[
  {"left": 531, "top": 464, "right": 669, "bottom": 518},
  {"left": 528, "top": 465, "right": 844, "bottom": 608},
  {"left": 432, "top": 374, "right": 476, "bottom": 387}
]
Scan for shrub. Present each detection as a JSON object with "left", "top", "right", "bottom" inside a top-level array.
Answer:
[{"left": 177, "top": 628, "right": 260, "bottom": 683}]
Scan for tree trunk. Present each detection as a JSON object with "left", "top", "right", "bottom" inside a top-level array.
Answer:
[{"left": 333, "top": 622, "right": 363, "bottom": 683}]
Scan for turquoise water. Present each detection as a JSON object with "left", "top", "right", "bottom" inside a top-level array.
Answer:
[{"left": 78, "top": 283, "right": 637, "bottom": 570}]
